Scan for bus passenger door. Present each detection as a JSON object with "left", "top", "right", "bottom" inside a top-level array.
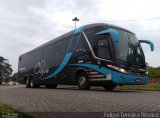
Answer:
[{"left": 95, "top": 28, "right": 114, "bottom": 81}]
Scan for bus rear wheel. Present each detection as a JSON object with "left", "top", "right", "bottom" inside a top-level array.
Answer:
[
  {"left": 26, "top": 77, "right": 39, "bottom": 88},
  {"left": 103, "top": 83, "right": 117, "bottom": 91},
  {"left": 30, "top": 78, "right": 39, "bottom": 88},
  {"left": 25, "top": 78, "right": 31, "bottom": 88},
  {"left": 45, "top": 84, "right": 57, "bottom": 89},
  {"left": 77, "top": 73, "right": 90, "bottom": 90}
]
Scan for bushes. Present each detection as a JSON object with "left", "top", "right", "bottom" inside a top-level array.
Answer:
[{"left": 148, "top": 66, "right": 160, "bottom": 80}]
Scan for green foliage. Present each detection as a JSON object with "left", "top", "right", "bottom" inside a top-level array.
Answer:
[
  {"left": 4, "top": 76, "right": 12, "bottom": 83},
  {"left": 3, "top": 72, "right": 18, "bottom": 83},
  {"left": 0, "top": 104, "right": 33, "bottom": 118},
  {"left": 0, "top": 56, "right": 13, "bottom": 84},
  {"left": 0, "top": 104, "right": 14, "bottom": 112},
  {"left": 148, "top": 66, "right": 160, "bottom": 79},
  {"left": 11, "top": 72, "right": 18, "bottom": 81},
  {"left": 117, "top": 83, "right": 160, "bottom": 90}
]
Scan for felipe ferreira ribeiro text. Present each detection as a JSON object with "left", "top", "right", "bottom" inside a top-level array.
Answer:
[{"left": 104, "top": 112, "right": 160, "bottom": 118}]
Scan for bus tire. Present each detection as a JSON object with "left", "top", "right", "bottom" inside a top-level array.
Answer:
[
  {"left": 103, "top": 83, "right": 117, "bottom": 91},
  {"left": 45, "top": 84, "right": 57, "bottom": 89},
  {"left": 25, "top": 78, "right": 31, "bottom": 88},
  {"left": 30, "top": 78, "right": 39, "bottom": 88},
  {"left": 77, "top": 73, "right": 90, "bottom": 90}
]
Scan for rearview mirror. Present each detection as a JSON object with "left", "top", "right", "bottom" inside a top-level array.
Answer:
[
  {"left": 96, "top": 29, "right": 119, "bottom": 43},
  {"left": 139, "top": 40, "right": 154, "bottom": 51}
]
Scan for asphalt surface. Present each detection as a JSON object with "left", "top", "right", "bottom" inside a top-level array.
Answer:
[{"left": 0, "top": 85, "right": 160, "bottom": 118}]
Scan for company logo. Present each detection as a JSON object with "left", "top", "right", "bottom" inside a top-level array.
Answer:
[{"left": 34, "top": 60, "right": 49, "bottom": 76}]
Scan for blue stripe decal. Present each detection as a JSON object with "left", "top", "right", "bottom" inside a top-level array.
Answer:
[
  {"left": 70, "top": 63, "right": 148, "bottom": 85},
  {"left": 70, "top": 64, "right": 112, "bottom": 75},
  {"left": 42, "top": 27, "right": 83, "bottom": 80},
  {"left": 74, "top": 27, "right": 83, "bottom": 34},
  {"left": 67, "top": 34, "right": 74, "bottom": 52},
  {"left": 43, "top": 52, "right": 73, "bottom": 80},
  {"left": 67, "top": 26, "right": 83, "bottom": 52},
  {"left": 96, "top": 29, "right": 119, "bottom": 43},
  {"left": 73, "top": 32, "right": 82, "bottom": 51}
]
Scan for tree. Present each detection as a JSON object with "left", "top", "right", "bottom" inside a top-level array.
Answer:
[
  {"left": 0, "top": 56, "right": 13, "bottom": 84},
  {"left": 11, "top": 72, "right": 18, "bottom": 81}
]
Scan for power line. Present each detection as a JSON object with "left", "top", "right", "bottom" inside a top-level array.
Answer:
[{"left": 106, "top": 18, "right": 160, "bottom": 22}]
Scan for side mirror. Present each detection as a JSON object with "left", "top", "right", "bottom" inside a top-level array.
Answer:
[
  {"left": 139, "top": 40, "right": 154, "bottom": 51},
  {"left": 96, "top": 29, "right": 119, "bottom": 43}
]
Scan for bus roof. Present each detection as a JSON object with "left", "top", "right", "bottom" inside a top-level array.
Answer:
[{"left": 20, "top": 23, "right": 134, "bottom": 57}]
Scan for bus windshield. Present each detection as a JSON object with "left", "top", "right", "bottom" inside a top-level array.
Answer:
[{"left": 111, "top": 28, "right": 145, "bottom": 66}]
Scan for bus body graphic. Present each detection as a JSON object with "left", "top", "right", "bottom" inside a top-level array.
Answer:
[{"left": 18, "top": 23, "right": 154, "bottom": 90}]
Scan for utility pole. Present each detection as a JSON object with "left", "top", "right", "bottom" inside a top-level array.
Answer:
[{"left": 72, "top": 17, "right": 79, "bottom": 29}]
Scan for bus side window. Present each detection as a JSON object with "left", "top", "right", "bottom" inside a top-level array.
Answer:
[
  {"left": 44, "top": 45, "right": 54, "bottom": 58},
  {"left": 27, "top": 52, "right": 34, "bottom": 68},
  {"left": 94, "top": 26, "right": 105, "bottom": 33},
  {"left": 34, "top": 49, "right": 43, "bottom": 61},
  {"left": 61, "top": 39, "right": 67, "bottom": 53},
  {"left": 54, "top": 42, "right": 60, "bottom": 56},
  {"left": 84, "top": 28, "right": 95, "bottom": 46},
  {"left": 76, "top": 35, "right": 85, "bottom": 50},
  {"left": 54, "top": 39, "right": 67, "bottom": 56},
  {"left": 67, "top": 34, "right": 80, "bottom": 52},
  {"left": 97, "top": 36, "right": 111, "bottom": 60},
  {"left": 19, "top": 56, "right": 24, "bottom": 66},
  {"left": 66, "top": 36, "right": 72, "bottom": 51},
  {"left": 19, "top": 57, "right": 22, "bottom": 62}
]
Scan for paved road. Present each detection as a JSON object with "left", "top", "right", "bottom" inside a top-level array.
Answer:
[{"left": 0, "top": 85, "right": 160, "bottom": 118}]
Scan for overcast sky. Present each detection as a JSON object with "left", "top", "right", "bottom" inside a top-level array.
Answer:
[{"left": 0, "top": 0, "right": 160, "bottom": 73}]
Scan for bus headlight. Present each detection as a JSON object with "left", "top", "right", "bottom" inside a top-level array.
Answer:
[
  {"left": 108, "top": 65, "right": 128, "bottom": 74},
  {"left": 119, "top": 68, "right": 127, "bottom": 73},
  {"left": 145, "top": 71, "right": 148, "bottom": 75}
]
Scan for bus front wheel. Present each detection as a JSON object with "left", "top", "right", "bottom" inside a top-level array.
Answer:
[
  {"left": 77, "top": 73, "right": 90, "bottom": 90},
  {"left": 103, "top": 83, "right": 117, "bottom": 91}
]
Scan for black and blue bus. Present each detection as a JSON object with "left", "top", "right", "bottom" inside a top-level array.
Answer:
[{"left": 18, "top": 23, "right": 154, "bottom": 90}]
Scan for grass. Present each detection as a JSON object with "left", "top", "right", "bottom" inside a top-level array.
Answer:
[
  {"left": 0, "top": 104, "right": 15, "bottom": 112},
  {"left": 0, "top": 104, "right": 33, "bottom": 118},
  {"left": 116, "top": 83, "right": 160, "bottom": 91}
]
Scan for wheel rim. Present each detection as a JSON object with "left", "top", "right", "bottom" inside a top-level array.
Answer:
[
  {"left": 30, "top": 80, "right": 33, "bottom": 87},
  {"left": 79, "top": 76, "right": 86, "bottom": 87},
  {"left": 26, "top": 79, "right": 29, "bottom": 86}
]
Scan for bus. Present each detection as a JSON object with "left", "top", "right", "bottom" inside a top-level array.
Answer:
[{"left": 18, "top": 23, "right": 154, "bottom": 90}]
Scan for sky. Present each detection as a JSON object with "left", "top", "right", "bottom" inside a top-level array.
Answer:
[{"left": 0, "top": 0, "right": 160, "bottom": 73}]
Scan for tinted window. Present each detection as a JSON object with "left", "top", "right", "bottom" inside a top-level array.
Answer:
[
  {"left": 20, "top": 52, "right": 34, "bottom": 67},
  {"left": 76, "top": 34, "right": 85, "bottom": 50},
  {"left": 44, "top": 45, "right": 53, "bottom": 58},
  {"left": 84, "top": 26, "right": 105, "bottom": 52},
  {"left": 33, "top": 49, "right": 43, "bottom": 61},
  {"left": 84, "top": 28, "right": 95, "bottom": 45},
  {"left": 113, "top": 29, "right": 130, "bottom": 61},
  {"left": 97, "top": 37, "right": 111, "bottom": 59},
  {"left": 95, "top": 26, "right": 105, "bottom": 33},
  {"left": 19, "top": 57, "right": 22, "bottom": 62},
  {"left": 54, "top": 39, "right": 67, "bottom": 56},
  {"left": 67, "top": 33, "right": 80, "bottom": 52}
]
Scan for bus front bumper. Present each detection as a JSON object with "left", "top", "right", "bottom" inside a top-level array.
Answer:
[{"left": 112, "top": 71, "right": 149, "bottom": 85}]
